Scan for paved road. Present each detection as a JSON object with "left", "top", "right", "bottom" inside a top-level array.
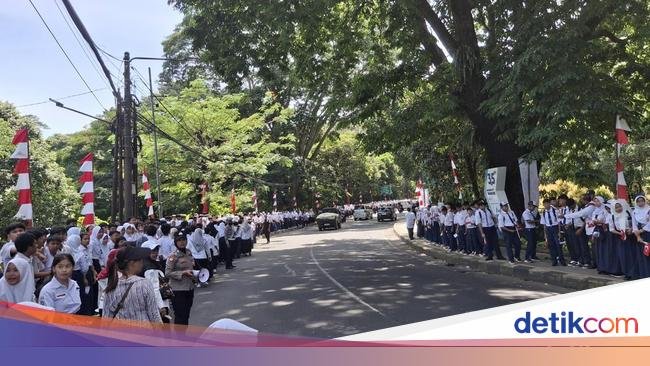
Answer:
[{"left": 189, "top": 218, "right": 567, "bottom": 338}]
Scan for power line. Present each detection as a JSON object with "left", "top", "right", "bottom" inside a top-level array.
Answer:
[
  {"left": 131, "top": 66, "right": 201, "bottom": 143},
  {"left": 53, "top": 0, "right": 112, "bottom": 91},
  {"left": 16, "top": 87, "right": 109, "bottom": 108},
  {"left": 28, "top": 0, "right": 107, "bottom": 110}
]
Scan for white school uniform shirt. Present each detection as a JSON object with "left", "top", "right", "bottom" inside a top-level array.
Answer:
[
  {"left": 521, "top": 209, "right": 538, "bottom": 229},
  {"left": 240, "top": 225, "right": 253, "bottom": 240},
  {"left": 633, "top": 206, "right": 650, "bottom": 229},
  {"left": 405, "top": 211, "right": 416, "bottom": 229},
  {"left": 0, "top": 242, "right": 15, "bottom": 271},
  {"left": 497, "top": 210, "right": 518, "bottom": 229},
  {"left": 38, "top": 277, "right": 81, "bottom": 314},
  {"left": 43, "top": 249, "right": 59, "bottom": 273},
  {"left": 73, "top": 246, "right": 93, "bottom": 273},
  {"left": 464, "top": 213, "right": 476, "bottom": 229},
  {"left": 567, "top": 208, "right": 585, "bottom": 228},
  {"left": 444, "top": 212, "right": 455, "bottom": 227},
  {"left": 454, "top": 211, "right": 466, "bottom": 226},
  {"left": 158, "top": 235, "right": 174, "bottom": 260},
  {"left": 540, "top": 207, "right": 559, "bottom": 227},
  {"left": 474, "top": 208, "right": 495, "bottom": 228}
]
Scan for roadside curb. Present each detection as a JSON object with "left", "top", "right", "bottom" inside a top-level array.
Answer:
[{"left": 392, "top": 223, "right": 621, "bottom": 290}]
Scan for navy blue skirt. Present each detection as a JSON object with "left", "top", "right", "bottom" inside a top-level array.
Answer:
[
  {"left": 598, "top": 232, "right": 622, "bottom": 275},
  {"left": 637, "top": 232, "right": 650, "bottom": 278}
]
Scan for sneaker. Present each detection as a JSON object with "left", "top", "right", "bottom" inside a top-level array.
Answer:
[
  {"left": 514, "top": 258, "right": 522, "bottom": 262},
  {"left": 508, "top": 260, "right": 515, "bottom": 265},
  {"left": 524, "top": 259, "right": 533, "bottom": 264}
]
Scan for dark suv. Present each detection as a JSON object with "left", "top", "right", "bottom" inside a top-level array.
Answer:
[{"left": 377, "top": 207, "right": 396, "bottom": 222}]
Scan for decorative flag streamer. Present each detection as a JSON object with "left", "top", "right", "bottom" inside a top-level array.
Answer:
[
  {"left": 293, "top": 195, "right": 297, "bottom": 209},
  {"left": 79, "top": 153, "right": 95, "bottom": 226},
  {"left": 315, "top": 192, "right": 321, "bottom": 210},
  {"left": 230, "top": 188, "right": 237, "bottom": 214},
  {"left": 450, "top": 154, "right": 463, "bottom": 200},
  {"left": 10, "top": 129, "right": 33, "bottom": 226},
  {"left": 252, "top": 189, "right": 258, "bottom": 213},
  {"left": 142, "top": 171, "right": 154, "bottom": 218},
  {"left": 273, "top": 191, "right": 277, "bottom": 212},
  {"left": 615, "top": 115, "right": 631, "bottom": 200},
  {"left": 345, "top": 185, "right": 352, "bottom": 205}
]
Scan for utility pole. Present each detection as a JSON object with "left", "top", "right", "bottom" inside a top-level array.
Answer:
[
  {"left": 148, "top": 67, "right": 163, "bottom": 218},
  {"left": 123, "top": 52, "right": 134, "bottom": 219}
]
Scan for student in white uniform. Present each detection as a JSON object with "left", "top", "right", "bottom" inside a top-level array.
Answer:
[
  {"left": 540, "top": 198, "right": 566, "bottom": 266},
  {"left": 497, "top": 202, "right": 521, "bottom": 264},
  {"left": 0, "top": 257, "right": 35, "bottom": 303},
  {"left": 0, "top": 223, "right": 26, "bottom": 272},
  {"left": 521, "top": 201, "right": 539, "bottom": 262},
  {"left": 38, "top": 253, "right": 81, "bottom": 314},
  {"left": 405, "top": 207, "right": 416, "bottom": 240}
]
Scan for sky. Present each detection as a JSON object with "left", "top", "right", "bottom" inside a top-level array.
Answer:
[{"left": 0, "top": 0, "right": 183, "bottom": 136}]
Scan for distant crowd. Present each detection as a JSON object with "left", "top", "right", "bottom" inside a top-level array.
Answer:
[
  {"left": 404, "top": 191, "right": 650, "bottom": 280},
  {"left": 0, "top": 209, "right": 315, "bottom": 326}
]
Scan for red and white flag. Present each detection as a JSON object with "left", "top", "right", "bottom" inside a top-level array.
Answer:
[
  {"left": 450, "top": 155, "right": 463, "bottom": 200},
  {"left": 199, "top": 181, "right": 209, "bottom": 214},
  {"left": 252, "top": 189, "right": 258, "bottom": 213},
  {"left": 79, "top": 153, "right": 95, "bottom": 226},
  {"left": 142, "top": 171, "right": 154, "bottom": 218},
  {"left": 315, "top": 192, "right": 321, "bottom": 210},
  {"left": 615, "top": 115, "right": 631, "bottom": 200},
  {"left": 10, "top": 129, "right": 33, "bottom": 225},
  {"left": 230, "top": 188, "right": 237, "bottom": 214}
]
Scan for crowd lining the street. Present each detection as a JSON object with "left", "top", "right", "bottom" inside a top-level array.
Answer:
[
  {"left": 0, "top": 210, "right": 315, "bottom": 326},
  {"left": 404, "top": 191, "right": 650, "bottom": 280}
]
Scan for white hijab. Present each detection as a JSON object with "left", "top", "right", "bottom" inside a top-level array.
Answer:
[
  {"left": 611, "top": 200, "right": 629, "bottom": 231},
  {"left": 67, "top": 227, "right": 81, "bottom": 237},
  {"left": 123, "top": 223, "right": 137, "bottom": 241},
  {"left": 633, "top": 195, "right": 649, "bottom": 225},
  {"left": 0, "top": 258, "right": 35, "bottom": 303},
  {"left": 66, "top": 234, "right": 82, "bottom": 252}
]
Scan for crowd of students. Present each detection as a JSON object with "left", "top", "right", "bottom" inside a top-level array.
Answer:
[
  {"left": 0, "top": 210, "right": 312, "bottom": 326},
  {"left": 406, "top": 191, "right": 650, "bottom": 280}
]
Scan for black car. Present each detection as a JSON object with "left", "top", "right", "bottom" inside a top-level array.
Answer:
[{"left": 377, "top": 207, "right": 397, "bottom": 222}]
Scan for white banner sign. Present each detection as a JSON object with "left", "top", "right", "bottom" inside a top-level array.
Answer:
[
  {"left": 519, "top": 159, "right": 540, "bottom": 206},
  {"left": 484, "top": 167, "right": 508, "bottom": 216}
]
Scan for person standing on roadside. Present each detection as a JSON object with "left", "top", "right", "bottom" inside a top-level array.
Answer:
[
  {"left": 405, "top": 207, "right": 416, "bottom": 240},
  {"left": 521, "top": 201, "right": 540, "bottom": 263},
  {"left": 165, "top": 234, "right": 195, "bottom": 326}
]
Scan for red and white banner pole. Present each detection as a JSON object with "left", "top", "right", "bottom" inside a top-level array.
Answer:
[
  {"left": 11, "top": 129, "right": 33, "bottom": 227},
  {"left": 450, "top": 154, "right": 463, "bottom": 200},
  {"left": 142, "top": 171, "right": 154, "bottom": 218},
  {"left": 79, "top": 153, "right": 95, "bottom": 226},
  {"left": 615, "top": 115, "right": 631, "bottom": 201},
  {"left": 273, "top": 191, "right": 278, "bottom": 212}
]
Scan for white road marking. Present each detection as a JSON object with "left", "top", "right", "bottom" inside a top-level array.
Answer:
[
  {"left": 284, "top": 263, "right": 296, "bottom": 276},
  {"left": 309, "top": 248, "right": 388, "bottom": 319}
]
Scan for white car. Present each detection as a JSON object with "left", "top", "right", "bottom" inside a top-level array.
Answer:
[{"left": 353, "top": 207, "right": 373, "bottom": 220}]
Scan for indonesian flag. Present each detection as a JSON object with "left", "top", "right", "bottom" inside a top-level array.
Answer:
[
  {"left": 11, "top": 129, "right": 32, "bottom": 225},
  {"left": 252, "top": 189, "right": 258, "bottom": 213},
  {"left": 615, "top": 115, "right": 631, "bottom": 200},
  {"left": 142, "top": 171, "right": 154, "bottom": 218},
  {"left": 230, "top": 188, "right": 237, "bottom": 214},
  {"left": 79, "top": 153, "right": 95, "bottom": 226},
  {"left": 315, "top": 192, "right": 321, "bottom": 210}
]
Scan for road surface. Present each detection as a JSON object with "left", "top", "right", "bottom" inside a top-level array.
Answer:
[{"left": 189, "top": 218, "right": 566, "bottom": 338}]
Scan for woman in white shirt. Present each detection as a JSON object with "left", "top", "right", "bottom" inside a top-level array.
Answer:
[
  {"left": 605, "top": 200, "right": 628, "bottom": 277},
  {"left": 632, "top": 196, "right": 650, "bottom": 279},
  {"left": 38, "top": 253, "right": 81, "bottom": 313}
]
